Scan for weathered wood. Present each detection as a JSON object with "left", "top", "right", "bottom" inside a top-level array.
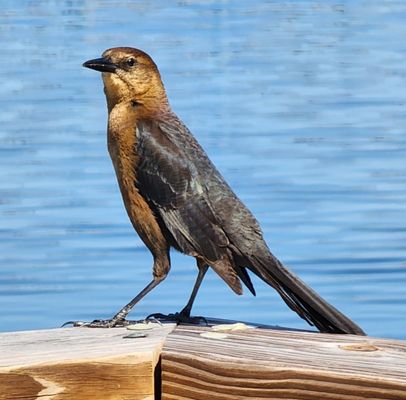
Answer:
[
  {"left": 0, "top": 324, "right": 175, "bottom": 400},
  {"left": 2, "top": 322, "right": 406, "bottom": 400},
  {"left": 161, "top": 325, "right": 406, "bottom": 400}
]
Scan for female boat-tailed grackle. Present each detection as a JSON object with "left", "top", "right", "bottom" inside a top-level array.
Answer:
[{"left": 80, "top": 47, "right": 364, "bottom": 334}]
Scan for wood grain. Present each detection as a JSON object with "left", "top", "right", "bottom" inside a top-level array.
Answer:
[
  {"left": 162, "top": 325, "right": 406, "bottom": 400},
  {"left": 2, "top": 322, "right": 406, "bottom": 399},
  {"left": 0, "top": 324, "right": 175, "bottom": 400}
]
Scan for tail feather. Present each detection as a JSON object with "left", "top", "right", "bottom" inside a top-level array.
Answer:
[{"left": 247, "top": 253, "right": 365, "bottom": 335}]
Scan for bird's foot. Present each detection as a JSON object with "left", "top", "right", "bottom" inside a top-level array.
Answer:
[
  {"left": 62, "top": 318, "right": 128, "bottom": 328},
  {"left": 146, "top": 312, "right": 207, "bottom": 325}
]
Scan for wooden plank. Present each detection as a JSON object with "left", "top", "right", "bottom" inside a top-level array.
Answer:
[
  {"left": 0, "top": 324, "right": 175, "bottom": 400},
  {"left": 161, "top": 324, "right": 406, "bottom": 400}
]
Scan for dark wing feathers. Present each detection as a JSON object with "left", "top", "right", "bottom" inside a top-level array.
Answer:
[
  {"left": 136, "top": 125, "right": 190, "bottom": 209},
  {"left": 135, "top": 118, "right": 364, "bottom": 335},
  {"left": 136, "top": 120, "right": 242, "bottom": 292}
]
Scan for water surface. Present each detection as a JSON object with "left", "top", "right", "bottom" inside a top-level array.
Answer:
[{"left": 0, "top": 1, "right": 405, "bottom": 338}]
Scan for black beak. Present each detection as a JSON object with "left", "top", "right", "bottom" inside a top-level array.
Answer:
[{"left": 83, "top": 57, "right": 117, "bottom": 73}]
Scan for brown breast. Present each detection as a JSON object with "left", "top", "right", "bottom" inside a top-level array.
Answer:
[{"left": 107, "top": 102, "right": 168, "bottom": 257}]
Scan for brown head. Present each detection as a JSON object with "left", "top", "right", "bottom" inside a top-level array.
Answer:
[{"left": 83, "top": 47, "right": 169, "bottom": 114}]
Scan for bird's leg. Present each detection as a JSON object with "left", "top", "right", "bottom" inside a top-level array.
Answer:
[
  {"left": 64, "top": 254, "right": 170, "bottom": 328},
  {"left": 178, "top": 262, "right": 208, "bottom": 318},
  {"left": 112, "top": 278, "right": 163, "bottom": 322},
  {"left": 148, "top": 260, "right": 208, "bottom": 324}
]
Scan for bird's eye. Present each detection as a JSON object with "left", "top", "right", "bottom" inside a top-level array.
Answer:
[{"left": 126, "top": 57, "right": 136, "bottom": 67}]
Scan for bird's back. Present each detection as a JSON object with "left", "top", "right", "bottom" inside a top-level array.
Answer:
[{"left": 155, "top": 115, "right": 266, "bottom": 251}]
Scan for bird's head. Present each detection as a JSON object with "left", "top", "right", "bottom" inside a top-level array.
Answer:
[{"left": 83, "top": 47, "right": 168, "bottom": 112}]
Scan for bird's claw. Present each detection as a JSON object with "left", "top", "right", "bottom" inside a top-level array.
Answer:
[
  {"left": 61, "top": 318, "right": 128, "bottom": 328},
  {"left": 146, "top": 312, "right": 208, "bottom": 325}
]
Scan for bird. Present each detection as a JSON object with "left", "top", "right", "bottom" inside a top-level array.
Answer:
[{"left": 80, "top": 47, "right": 365, "bottom": 335}]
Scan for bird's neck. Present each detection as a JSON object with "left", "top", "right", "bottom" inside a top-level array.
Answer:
[
  {"left": 106, "top": 91, "right": 173, "bottom": 147},
  {"left": 130, "top": 86, "right": 171, "bottom": 118},
  {"left": 103, "top": 74, "right": 171, "bottom": 118}
]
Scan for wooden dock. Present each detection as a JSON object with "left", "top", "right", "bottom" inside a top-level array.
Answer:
[{"left": 1, "top": 321, "right": 406, "bottom": 399}]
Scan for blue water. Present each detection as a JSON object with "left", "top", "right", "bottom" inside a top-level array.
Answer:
[{"left": 0, "top": 1, "right": 405, "bottom": 339}]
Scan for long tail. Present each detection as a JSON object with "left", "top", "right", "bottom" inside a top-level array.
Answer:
[{"left": 246, "top": 251, "right": 365, "bottom": 335}]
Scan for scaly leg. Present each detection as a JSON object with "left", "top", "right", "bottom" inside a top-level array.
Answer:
[
  {"left": 148, "top": 260, "right": 209, "bottom": 324},
  {"left": 64, "top": 253, "right": 170, "bottom": 328},
  {"left": 179, "top": 261, "right": 208, "bottom": 317}
]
